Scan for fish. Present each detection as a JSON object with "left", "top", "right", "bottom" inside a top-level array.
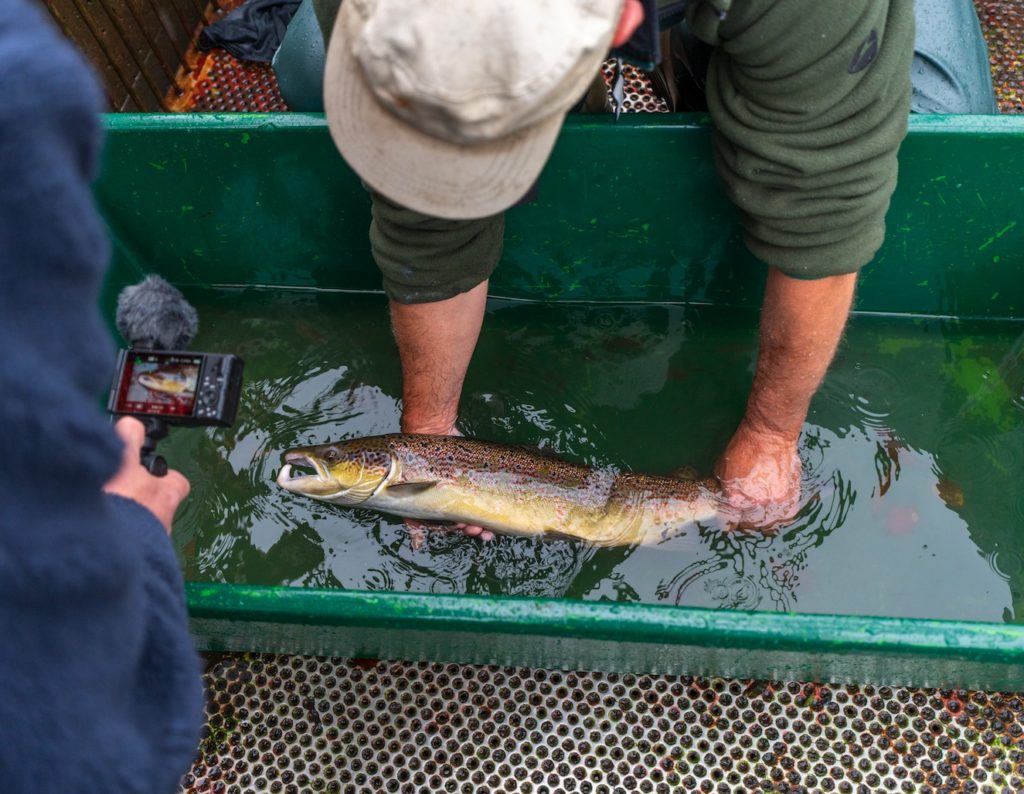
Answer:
[
  {"left": 275, "top": 434, "right": 723, "bottom": 547},
  {"left": 137, "top": 367, "right": 197, "bottom": 396}
]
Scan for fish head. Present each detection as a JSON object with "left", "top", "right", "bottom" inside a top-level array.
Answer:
[{"left": 277, "top": 438, "right": 393, "bottom": 504}]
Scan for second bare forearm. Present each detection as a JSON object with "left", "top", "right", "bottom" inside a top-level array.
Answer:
[
  {"left": 743, "top": 268, "right": 857, "bottom": 440},
  {"left": 389, "top": 280, "right": 489, "bottom": 434}
]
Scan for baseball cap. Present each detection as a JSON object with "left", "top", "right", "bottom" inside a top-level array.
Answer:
[{"left": 323, "top": 0, "right": 624, "bottom": 220}]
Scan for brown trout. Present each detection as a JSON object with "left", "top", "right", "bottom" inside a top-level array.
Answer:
[
  {"left": 137, "top": 364, "right": 197, "bottom": 396},
  {"left": 276, "top": 434, "right": 722, "bottom": 547}
]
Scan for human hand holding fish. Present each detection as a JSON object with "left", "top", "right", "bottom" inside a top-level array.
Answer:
[
  {"left": 714, "top": 420, "right": 802, "bottom": 531},
  {"left": 706, "top": 268, "right": 856, "bottom": 530},
  {"left": 388, "top": 282, "right": 495, "bottom": 542},
  {"left": 103, "top": 417, "right": 191, "bottom": 534}
]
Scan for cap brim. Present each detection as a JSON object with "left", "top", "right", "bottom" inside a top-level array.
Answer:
[{"left": 324, "top": 0, "right": 564, "bottom": 220}]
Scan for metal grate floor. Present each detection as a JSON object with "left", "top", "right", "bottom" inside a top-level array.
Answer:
[
  {"left": 171, "top": 50, "right": 661, "bottom": 115},
  {"left": 168, "top": 0, "right": 287, "bottom": 112},
  {"left": 599, "top": 61, "right": 670, "bottom": 114},
  {"left": 976, "top": 1, "right": 1024, "bottom": 113},
  {"left": 182, "top": 654, "right": 1024, "bottom": 794},
  {"left": 171, "top": 48, "right": 288, "bottom": 112}
]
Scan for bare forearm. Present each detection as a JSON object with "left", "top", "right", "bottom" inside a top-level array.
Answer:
[
  {"left": 713, "top": 268, "right": 856, "bottom": 527},
  {"left": 389, "top": 280, "right": 488, "bottom": 434},
  {"left": 743, "top": 267, "right": 857, "bottom": 439}
]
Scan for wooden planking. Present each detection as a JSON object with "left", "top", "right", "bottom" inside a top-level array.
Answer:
[{"left": 44, "top": 0, "right": 207, "bottom": 110}]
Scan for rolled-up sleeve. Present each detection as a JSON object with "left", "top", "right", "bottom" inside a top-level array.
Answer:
[
  {"left": 700, "top": 0, "right": 914, "bottom": 278},
  {"left": 369, "top": 188, "right": 505, "bottom": 304}
]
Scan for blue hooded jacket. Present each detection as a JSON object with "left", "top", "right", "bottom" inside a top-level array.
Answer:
[{"left": 0, "top": 2, "right": 204, "bottom": 791}]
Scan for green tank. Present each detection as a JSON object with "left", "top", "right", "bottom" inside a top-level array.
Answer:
[{"left": 97, "top": 110, "right": 1024, "bottom": 691}]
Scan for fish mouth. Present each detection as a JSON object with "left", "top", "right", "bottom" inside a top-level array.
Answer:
[
  {"left": 277, "top": 452, "right": 335, "bottom": 494},
  {"left": 276, "top": 447, "right": 393, "bottom": 505}
]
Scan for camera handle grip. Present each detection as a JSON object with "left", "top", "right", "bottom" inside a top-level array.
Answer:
[{"left": 140, "top": 417, "right": 170, "bottom": 477}]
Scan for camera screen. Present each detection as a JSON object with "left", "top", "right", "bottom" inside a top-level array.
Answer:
[{"left": 113, "top": 352, "right": 203, "bottom": 417}]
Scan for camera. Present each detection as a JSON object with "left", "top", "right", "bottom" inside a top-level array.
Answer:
[
  {"left": 107, "top": 349, "right": 244, "bottom": 427},
  {"left": 108, "top": 275, "right": 246, "bottom": 475}
]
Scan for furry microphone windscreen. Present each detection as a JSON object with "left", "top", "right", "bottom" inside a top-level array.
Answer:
[{"left": 115, "top": 275, "right": 199, "bottom": 350}]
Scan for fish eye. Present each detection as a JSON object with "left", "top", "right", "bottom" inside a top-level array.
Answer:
[{"left": 323, "top": 450, "right": 339, "bottom": 462}]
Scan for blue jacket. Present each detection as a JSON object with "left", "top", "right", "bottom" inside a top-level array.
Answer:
[{"left": 0, "top": 3, "right": 203, "bottom": 791}]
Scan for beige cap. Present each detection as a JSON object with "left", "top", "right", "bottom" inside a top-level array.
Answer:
[{"left": 323, "top": 0, "right": 623, "bottom": 220}]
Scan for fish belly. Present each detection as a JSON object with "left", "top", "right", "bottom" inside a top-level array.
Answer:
[{"left": 365, "top": 465, "right": 718, "bottom": 548}]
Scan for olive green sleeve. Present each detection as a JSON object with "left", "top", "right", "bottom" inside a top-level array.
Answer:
[
  {"left": 311, "top": 0, "right": 341, "bottom": 43},
  {"left": 697, "top": 0, "right": 914, "bottom": 278},
  {"left": 368, "top": 189, "right": 505, "bottom": 305}
]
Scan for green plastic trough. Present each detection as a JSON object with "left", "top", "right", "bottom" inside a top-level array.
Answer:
[{"left": 97, "top": 112, "right": 1024, "bottom": 691}]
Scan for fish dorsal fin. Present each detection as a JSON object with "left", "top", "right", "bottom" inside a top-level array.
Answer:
[
  {"left": 385, "top": 481, "right": 438, "bottom": 496},
  {"left": 669, "top": 465, "right": 700, "bottom": 480},
  {"left": 328, "top": 479, "right": 382, "bottom": 505}
]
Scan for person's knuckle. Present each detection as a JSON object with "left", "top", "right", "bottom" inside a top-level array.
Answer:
[{"left": 174, "top": 474, "right": 191, "bottom": 499}]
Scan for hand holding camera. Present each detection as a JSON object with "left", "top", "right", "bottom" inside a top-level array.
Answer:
[{"left": 102, "top": 417, "right": 191, "bottom": 534}]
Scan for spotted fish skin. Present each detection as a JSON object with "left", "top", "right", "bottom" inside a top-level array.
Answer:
[{"left": 277, "top": 434, "right": 722, "bottom": 547}]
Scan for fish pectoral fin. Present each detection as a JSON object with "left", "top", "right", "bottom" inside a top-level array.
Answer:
[
  {"left": 385, "top": 481, "right": 439, "bottom": 496},
  {"left": 330, "top": 480, "right": 381, "bottom": 505}
]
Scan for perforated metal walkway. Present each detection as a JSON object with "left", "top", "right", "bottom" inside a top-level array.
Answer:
[
  {"left": 977, "top": 0, "right": 1024, "bottom": 113},
  {"left": 181, "top": 654, "right": 1024, "bottom": 794}
]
